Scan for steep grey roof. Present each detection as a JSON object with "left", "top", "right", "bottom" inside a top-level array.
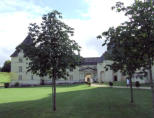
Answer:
[
  {"left": 98, "top": 54, "right": 104, "bottom": 63},
  {"left": 79, "top": 67, "right": 97, "bottom": 71},
  {"left": 82, "top": 57, "right": 99, "bottom": 65},
  {"left": 81, "top": 55, "right": 104, "bottom": 65},
  {"left": 10, "top": 50, "right": 20, "bottom": 57},
  {"left": 21, "top": 35, "right": 33, "bottom": 45},
  {"left": 10, "top": 35, "right": 33, "bottom": 57},
  {"left": 11, "top": 35, "right": 105, "bottom": 64}
]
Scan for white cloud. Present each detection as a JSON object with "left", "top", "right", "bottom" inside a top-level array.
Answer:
[
  {"left": 64, "top": 19, "right": 105, "bottom": 57},
  {"left": 0, "top": 0, "right": 51, "bottom": 66},
  {"left": 64, "top": 0, "right": 134, "bottom": 57}
]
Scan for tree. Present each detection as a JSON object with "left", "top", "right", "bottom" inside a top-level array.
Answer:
[
  {"left": 1, "top": 60, "right": 11, "bottom": 72},
  {"left": 113, "top": 0, "right": 154, "bottom": 115},
  {"left": 130, "top": 1, "right": 154, "bottom": 115},
  {"left": 98, "top": 0, "right": 154, "bottom": 115},
  {"left": 98, "top": 25, "right": 143, "bottom": 103},
  {"left": 18, "top": 10, "right": 81, "bottom": 111},
  {"left": 102, "top": 50, "right": 112, "bottom": 60}
]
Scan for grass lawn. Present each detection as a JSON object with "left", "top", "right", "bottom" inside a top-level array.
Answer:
[
  {"left": 0, "top": 84, "right": 152, "bottom": 118},
  {"left": 0, "top": 72, "right": 11, "bottom": 87}
]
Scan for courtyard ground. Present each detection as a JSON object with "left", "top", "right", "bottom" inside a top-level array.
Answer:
[
  {"left": 0, "top": 84, "right": 152, "bottom": 118},
  {"left": 91, "top": 83, "right": 151, "bottom": 90},
  {"left": 97, "top": 81, "right": 150, "bottom": 87}
]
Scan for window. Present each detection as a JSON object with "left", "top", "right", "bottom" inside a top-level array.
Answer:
[
  {"left": 19, "top": 66, "right": 22, "bottom": 72},
  {"left": 70, "top": 68, "right": 73, "bottom": 72},
  {"left": 18, "top": 75, "right": 22, "bottom": 80},
  {"left": 19, "top": 58, "right": 23, "bottom": 63},
  {"left": 114, "top": 76, "right": 118, "bottom": 81},
  {"left": 69, "top": 75, "right": 73, "bottom": 80},
  {"left": 31, "top": 75, "right": 33, "bottom": 80}
]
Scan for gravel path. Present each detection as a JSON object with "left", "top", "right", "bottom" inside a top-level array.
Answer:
[{"left": 91, "top": 84, "right": 151, "bottom": 90}]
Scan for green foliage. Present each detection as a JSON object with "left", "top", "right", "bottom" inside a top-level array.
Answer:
[
  {"left": 17, "top": 10, "right": 81, "bottom": 111},
  {"left": 135, "top": 81, "right": 140, "bottom": 87},
  {"left": 98, "top": 0, "right": 154, "bottom": 104},
  {"left": 109, "top": 82, "right": 113, "bottom": 86},
  {"left": 17, "top": 10, "right": 81, "bottom": 79},
  {"left": 102, "top": 50, "right": 112, "bottom": 60},
  {"left": 98, "top": 0, "right": 154, "bottom": 77},
  {"left": 1, "top": 60, "right": 11, "bottom": 72},
  {"left": 112, "top": 0, "right": 154, "bottom": 69},
  {"left": 4, "top": 83, "right": 9, "bottom": 88}
]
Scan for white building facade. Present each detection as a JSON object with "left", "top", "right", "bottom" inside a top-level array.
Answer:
[{"left": 10, "top": 36, "right": 154, "bottom": 86}]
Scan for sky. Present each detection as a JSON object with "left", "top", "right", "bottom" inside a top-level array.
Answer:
[{"left": 0, "top": 0, "right": 134, "bottom": 66}]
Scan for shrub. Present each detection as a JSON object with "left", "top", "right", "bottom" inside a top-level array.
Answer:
[
  {"left": 109, "top": 82, "right": 113, "bottom": 86},
  {"left": 14, "top": 82, "right": 19, "bottom": 87},
  {"left": 4, "top": 83, "right": 9, "bottom": 88},
  {"left": 40, "top": 80, "right": 44, "bottom": 85},
  {"left": 93, "top": 79, "right": 97, "bottom": 83},
  {"left": 135, "top": 81, "right": 140, "bottom": 87},
  {"left": 101, "top": 81, "right": 104, "bottom": 83}
]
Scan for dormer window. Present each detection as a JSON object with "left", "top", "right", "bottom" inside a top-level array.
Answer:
[{"left": 19, "top": 58, "right": 23, "bottom": 63}]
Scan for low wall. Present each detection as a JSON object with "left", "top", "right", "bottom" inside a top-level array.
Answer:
[{"left": 10, "top": 79, "right": 84, "bottom": 86}]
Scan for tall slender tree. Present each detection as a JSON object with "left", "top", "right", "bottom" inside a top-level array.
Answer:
[
  {"left": 98, "top": 25, "right": 143, "bottom": 103},
  {"left": 18, "top": 10, "right": 81, "bottom": 111},
  {"left": 98, "top": 0, "right": 154, "bottom": 115}
]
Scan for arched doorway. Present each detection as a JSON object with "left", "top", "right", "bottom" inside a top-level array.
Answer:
[{"left": 85, "top": 73, "right": 92, "bottom": 82}]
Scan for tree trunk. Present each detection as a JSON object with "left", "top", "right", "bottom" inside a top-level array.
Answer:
[
  {"left": 53, "top": 78, "right": 56, "bottom": 111},
  {"left": 148, "top": 59, "right": 154, "bottom": 117},
  {"left": 52, "top": 70, "right": 56, "bottom": 111},
  {"left": 52, "top": 78, "right": 53, "bottom": 109},
  {"left": 129, "top": 77, "right": 134, "bottom": 103}
]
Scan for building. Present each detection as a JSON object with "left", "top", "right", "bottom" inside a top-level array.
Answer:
[{"left": 10, "top": 36, "right": 154, "bottom": 86}]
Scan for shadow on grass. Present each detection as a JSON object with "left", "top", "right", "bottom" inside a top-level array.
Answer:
[{"left": 0, "top": 86, "right": 152, "bottom": 118}]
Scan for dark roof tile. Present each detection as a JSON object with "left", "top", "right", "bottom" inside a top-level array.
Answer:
[
  {"left": 10, "top": 35, "right": 33, "bottom": 57},
  {"left": 81, "top": 56, "right": 104, "bottom": 65},
  {"left": 11, "top": 36, "right": 105, "bottom": 65}
]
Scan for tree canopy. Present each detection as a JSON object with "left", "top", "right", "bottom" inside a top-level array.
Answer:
[
  {"left": 97, "top": 0, "right": 154, "bottom": 104},
  {"left": 1, "top": 60, "right": 11, "bottom": 72},
  {"left": 18, "top": 10, "right": 80, "bottom": 78},
  {"left": 98, "top": 0, "right": 154, "bottom": 79}
]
